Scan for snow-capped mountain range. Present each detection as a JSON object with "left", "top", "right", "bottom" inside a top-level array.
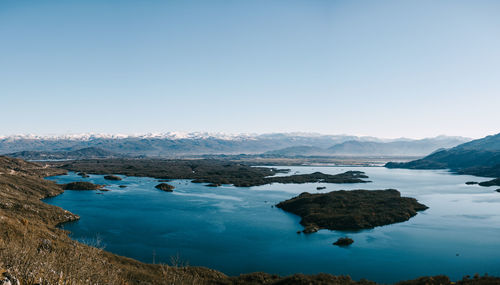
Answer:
[{"left": 0, "top": 132, "right": 472, "bottom": 157}]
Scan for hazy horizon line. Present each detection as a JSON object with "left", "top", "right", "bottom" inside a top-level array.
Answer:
[{"left": 0, "top": 131, "right": 479, "bottom": 141}]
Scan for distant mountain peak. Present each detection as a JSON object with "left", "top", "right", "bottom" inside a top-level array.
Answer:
[
  {"left": 0, "top": 132, "right": 474, "bottom": 142},
  {"left": 0, "top": 132, "right": 474, "bottom": 158}
]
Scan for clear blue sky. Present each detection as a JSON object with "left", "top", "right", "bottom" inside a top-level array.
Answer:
[{"left": 1, "top": 0, "right": 499, "bottom": 138}]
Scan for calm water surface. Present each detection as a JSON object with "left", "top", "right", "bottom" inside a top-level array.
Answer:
[{"left": 44, "top": 166, "right": 500, "bottom": 283}]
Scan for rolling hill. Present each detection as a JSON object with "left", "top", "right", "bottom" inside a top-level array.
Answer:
[
  {"left": 5, "top": 147, "right": 122, "bottom": 160},
  {"left": 263, "top": 136, "right": 469, "bottom": 157},
  {"left": 386, "top": 133, "right": 500, "bottom": 178}
]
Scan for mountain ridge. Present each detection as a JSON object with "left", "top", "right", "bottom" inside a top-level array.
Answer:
[
  {"left": 0, "top": 133, "right": 472, "bottom": 158},
  {"left": 386, "top": 132, "right": 500, "bottom": 178}
]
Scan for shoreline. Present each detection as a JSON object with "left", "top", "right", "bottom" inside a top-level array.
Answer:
[
  {"left": 42, "top": 168, "right": 490, "bottom": 283},
  {"left": 1, "top": 156, "right": 498, "bottom": 284}
]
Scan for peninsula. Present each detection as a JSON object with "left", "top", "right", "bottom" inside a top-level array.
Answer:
[{"left": 51, "top": 159, "right": 370, "bottom": 187}]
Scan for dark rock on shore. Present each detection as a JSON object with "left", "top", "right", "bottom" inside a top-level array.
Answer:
[
  {"left": 302, "top": 225, "right": 320, "bottom": 234},
  {"left": 465, "top": 181, "right": 478, "bottom": 185},
  {"left": 155, "top": 183, "right": 175, "bottom": 192},
  {"left": 77, "top": 172, "right": 89, "bottom": 178},
  {"left": 496, "top": 189, "right": 500, "bottom": 193},
  {"left": 62, "top": 181, "right": 103, "bottom": 190},
  {"left": 104, "top": 175, "right": 122, "bottom": 181},
  {"left": 478, "top": 178, "right": 500, "bottom": 187},
  {"left": 207, "top": 183, "right": 221, "bottom": 187},
  {"left": 276, "top": 189, "right": 428, "bottom": 231},
  {"left": 333, "top": 237, "right": 354, "bottom": 246}
]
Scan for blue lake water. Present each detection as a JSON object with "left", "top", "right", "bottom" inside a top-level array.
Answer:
[{"left": 44, "top": 166, "right": 500, "bottom": 283}]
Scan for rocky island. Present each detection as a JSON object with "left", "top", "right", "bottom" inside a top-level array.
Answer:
[
  {"left": 77, "top": 172, "right": 89, "bottom": 178},
  {"left": 104, "top": 175, "right": 122, "bottom": 181},
  {"left": 333, "top": 237, "right": 354, "bottom": 246},
  {"left": 155, "top": 183, "right": 175, "bottom": 192},
  {"left": 61, "top": 181, "right": 104, "bottom": 190},
  {"left": 276, "top": 189, "right": 428, "bottom": 231}
]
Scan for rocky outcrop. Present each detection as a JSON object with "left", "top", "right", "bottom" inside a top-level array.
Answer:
[
  {"left": 333, "top": 237, "right": 354, "bottom": 246},
  {"left": 103, "top": 175, "right": 122, "bottom": 181},
  {"left": 1, "top": 271, "right": 20, "bottom": 285},
  {"left": 302, "top": 225, "right": 319, "bottom": 234}
]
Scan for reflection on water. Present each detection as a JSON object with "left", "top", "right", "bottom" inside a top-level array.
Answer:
[{"left": 45, "top": 167, "right": 500, "bottom": 283}]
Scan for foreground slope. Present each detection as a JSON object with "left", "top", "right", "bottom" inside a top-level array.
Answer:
[{"left": 0, "top": 156, "right": 225, "bottom": 284}]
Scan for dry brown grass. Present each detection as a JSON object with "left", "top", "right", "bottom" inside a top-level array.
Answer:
[{"left": 0, "top": 229, "right": 123, "bottom": 284}]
